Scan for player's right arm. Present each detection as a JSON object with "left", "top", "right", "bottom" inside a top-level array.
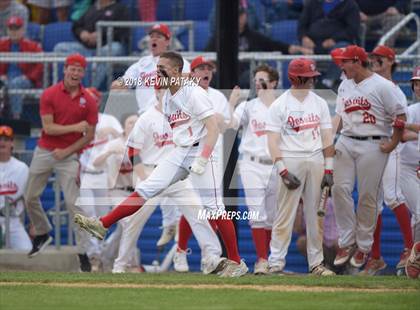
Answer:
[
  {"left": 41, "top": 114, "right": 89, "bottom": 135},
  {"left": 331, "top": 114, "right": 342, "bottom": 136}
]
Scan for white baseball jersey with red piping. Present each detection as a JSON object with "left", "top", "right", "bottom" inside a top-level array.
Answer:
[
  {"left": 266, "top": 89, "right": 332, "bottom": 271},
  {"left": 162, "top": 84, "right": 214, "bottom": 147},
  {"left": 232, "top": 97, "right": 278, "bottom": 229},
  {"left": 122, "top": 56, "right": 190, "bottom": 114},
  {"left": 332, "top": 72, "right": 406, "bottom": 254},
  {"left": 399, "top": 102, "right": 420, "bottom": 242}
]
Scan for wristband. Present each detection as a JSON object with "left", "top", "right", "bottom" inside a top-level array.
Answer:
[
  {"left": 200, "top": 144, "right": 213, "bottom": 159},
  {"left": 325, "top": 157, "right": 334, "bottom": 170},
  {"left": 275, "top": 159, "right": 287, "bottom": 176}
]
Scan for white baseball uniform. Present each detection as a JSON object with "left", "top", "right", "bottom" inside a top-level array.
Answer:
[
  {"left": 0, "top": 157, "right": 32, "bottom": 250},
  {"left": 232, "top": 97, "right": 278, "bottom": 229},
  {"left": 79, "top": 112, "right": 123, "bottom": 215},
  {"left": 380, "top": 84, "right": 408, "bottom": 210},
  {"left": 112, "top": 104, "right": 222, "bottom": 273},
  {"left": 266, "top": 89, "right": 332, "bottom": 271},
  {"left": 122, "top": 55, "right": 190, "bottom": 114},
  {"left": 399, "top": 102, "right": 420, "bottom": 241},
  {"left": 332, "top": 73, "right": 406, "bottom": 253}
]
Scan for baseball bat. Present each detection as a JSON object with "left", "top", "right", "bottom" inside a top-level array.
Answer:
[{"left": 317, "top": 186, "right": 329, "bottom": 217}]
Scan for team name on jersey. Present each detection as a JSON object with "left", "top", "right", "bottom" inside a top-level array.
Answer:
[
  {"left": 287, "top": 113, "right": 320, "bottom": 132},
  {"left": 251, "top": 119, "right": 266, "bottom": 137},
  {"left": 153, "top": 131, "right": 174, "bottom": 148},
  {"left": 343, "top": 96, "right": 371, "bottom": 113},
  {"left": 139, "top": 71, "right": 157, "bottom": 87},
  {"left": 167, "top": 109, "right": 191, "bottom": 128},
  {"left": 0, "top": 181, "right": 18, "bottom": 195}
]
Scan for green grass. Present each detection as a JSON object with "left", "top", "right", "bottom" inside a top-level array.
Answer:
[{"left": 0, "top": 272, "right": 419, "bottom": 310}]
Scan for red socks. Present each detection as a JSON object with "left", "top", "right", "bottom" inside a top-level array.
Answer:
[
  {"left": 177, "top": 215, "right": 192, "bottom": 251},
  {"left": 371, "top": 214, "right": 382, "bottom": 259},
  {"left": 100, "top": 192, "right": 145, "bottom": 228},
  {"left": 393, "top": 203, "right": 414, "bottom": 249},
  {"left": 265, "top": 229, "right": 272, "bottom": 251},
  {"left": 251, "top": 228, "right": 268, "bottom": 260},
  {"left": 210, "top": 218, "right": 241, "bottom": 263}
]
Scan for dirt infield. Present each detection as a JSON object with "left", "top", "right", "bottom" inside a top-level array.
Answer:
[{"left": 0, "top": 281, "right": 417, "bottom": 293}]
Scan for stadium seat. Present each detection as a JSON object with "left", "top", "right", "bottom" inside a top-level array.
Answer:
[
  {"left": 42, "top": 22, "right": 76, "bottom": 52},
  {"left": 27, "top": 22, "right": 42, "bottom": 43},
  {"left": 177, "top": 21, "right": 210, "bottom": 51},
  {"left": 184, "top": 0, "right": 213, "bottom": 21},
  {"left": 131, "top": 27, "right": 146, "bottom": 52},
  {"left": 270, "top": 19, "right": 299, "bottom": 45},
  {"left": 157, "top": 0, "right": 176, "bottom": 20}
]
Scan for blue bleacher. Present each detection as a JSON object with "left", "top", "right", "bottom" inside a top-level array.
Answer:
[
  {"left": 184, "top": 0, "right": 213, "bottom": 21},
  {"left": 178, "top": 21, "right": 210, "bottom": 51},
  {"left": 131, "top": 27, "right": 146, "bottom": 52},
  {"left": 157, "top": 0, "right": 176, "bottom": 20},
  {"left": 270, "top": 19, "right": 298, "bottom": 45},
  {"left": 42, "top": 22, "right": 76, "bottom": 52},
  {"left": 27, "top": 22, "right": 42, "bottom": 43}
]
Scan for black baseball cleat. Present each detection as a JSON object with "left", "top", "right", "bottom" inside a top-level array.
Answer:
[
  {"left": 78, "top": 253, "right": 92, "bottom": 272},
  {"left": 27, "top": 234, "right": 53, "bottom": 258}
]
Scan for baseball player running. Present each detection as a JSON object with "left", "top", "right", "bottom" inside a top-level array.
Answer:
[
  {"left": 111, "top": 89, "right": 223, "bottom": 274},
  {"left": 228, "top": 64, "right": 280, "bottom": 275},
  {"left": 75, "top": 51, "right": 248, "bottom": 277},
  {"left": 111, "top": 23, "right": 190, "bottom": 114},
  {"left": 174, "top": 56, "right": 243, "bottom": 274},
  {"left": 393, "top": 66, "right": 420, "bottom": 279},
  {"left": 331, "top": 45, "right": 406, "bottom": 269},
  {"left": 266, "top": 58, "right": 335, "bottom": 275},
  {"left": 358, "top": 45, "right": 412, "bottom": 275}
]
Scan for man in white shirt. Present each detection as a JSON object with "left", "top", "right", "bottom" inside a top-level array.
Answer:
[{"left": 111, "top": 23, "right": 190, "bottom": 114}]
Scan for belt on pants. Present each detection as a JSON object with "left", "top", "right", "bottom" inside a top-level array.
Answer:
[
  {"left": 244, "top": 155, "right": 273, "bottom": 165},
  {"left": 115, "top": 186, "right": 135, "bottom": 192},
  {"left": 345, "top": 135, "right": 383, "bottom": 141},
  {"left": 82, "top": 170, "right": 105, "bottom": 175}
]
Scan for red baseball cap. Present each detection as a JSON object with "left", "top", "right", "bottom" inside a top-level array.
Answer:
[
  {"left": 190, "top": 56, "right": 215, "bottom": 71},
  {"left": 336, "top": 45, "right": 368, "bottom": 62},
  {"left": 0, "top": 125, "right": 14, "bottom": 138},
  {"left": 411, "top": 66, "right": 420, "bottom": 81},
  {"left": 371, "top": 45, "right": 395, "bottom": 61},
  {"left": 6, "top": 16, "right": 24, "bottom": 28},
  {"left": 330, "top": 47, "right": 345, "bottom": 66},
  {"left": 288, "top": 58, "right": 320, "bottom": 78},
  {"left": 65, "top": 53, "right": 87, "bottom": 68},
  {"left": 149, "top": 23, "right": 171, "bottom": 40}
]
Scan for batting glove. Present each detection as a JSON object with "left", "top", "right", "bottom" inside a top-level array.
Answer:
[
  {"left": 275, "top": 160, "right": 301, "bottom": 190},
  {"left": 321, "top": 170, "right": 334, "bottom": 189},
  {"left": 392, "top": 118, "right": 405, "bottom": 129},
  {"left": 190, "top": 156, "right": 208, "bottom": 175}
]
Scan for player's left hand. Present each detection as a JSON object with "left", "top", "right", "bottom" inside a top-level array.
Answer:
[
  {"left": 392, "top": 118, "right": 405, "bottom": 129},
  {"left": 321, "top": 171, "right": 334, "bottom": 189},
  {"left": 417, "top": 162, "right": 420, "bottom": 179},
  {"left": 189, "top": 156, "right": 208, "bottom": 175}
]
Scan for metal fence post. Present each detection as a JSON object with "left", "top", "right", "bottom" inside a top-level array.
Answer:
[
  {"left": 4, "top": 197, "right": 11, "bottom": 249},
  {"left": 53, "top": 176, "right": 61, "bottom": 250}
]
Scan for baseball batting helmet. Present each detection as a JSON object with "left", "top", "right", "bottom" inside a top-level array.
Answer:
[{"left": 288, "top": 58, "right": 320, "bottom": 86}]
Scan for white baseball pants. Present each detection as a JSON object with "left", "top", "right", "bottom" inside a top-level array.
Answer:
[
  {"left": 269, "top": 153, "right": 325, "bottom": 270},
  {"left": 332, "top": 136, "right": 388, "bottom": 252},
  {"left": 238, "top": 159, "right": 278, "bottom": 228}
]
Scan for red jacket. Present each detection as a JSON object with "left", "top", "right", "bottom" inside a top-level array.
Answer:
[{"left": 0, "top": 38, "right": 44, "bottom": 87}]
